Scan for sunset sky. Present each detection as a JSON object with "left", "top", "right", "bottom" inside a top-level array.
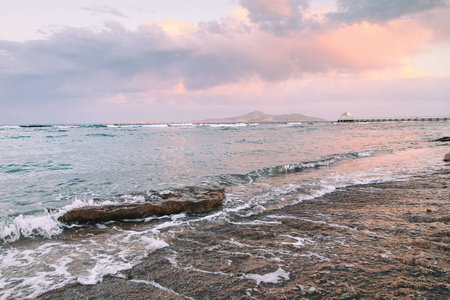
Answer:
[{"left": 0, "top": 0, "right": 449, "bottom": 124}]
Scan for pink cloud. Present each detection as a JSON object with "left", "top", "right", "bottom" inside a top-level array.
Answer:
[
  {"left": 315, "top": 20, "right": 432, "bottom": 70},
  {"left": 182, "top": 17, "right": 434, "bottom": 89}
]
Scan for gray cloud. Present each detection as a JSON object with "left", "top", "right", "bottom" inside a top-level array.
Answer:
[
  {"left": 239, "top": 0, "right": 313, "bottom": 34},
  {"left": 0, "top": 24, "right": 188, "bottom": 105},
  {"left": 81, "top": 5, "right": 128, "bottom": 18},
  {"left": 327, "top": 0, "right": 446, "bottom": 24},
  {"left": 414, "top": 3, "right": 450, "bottom": 41},
  {"left": 0, "top": 20, "right": 331, "bottom": 106}
]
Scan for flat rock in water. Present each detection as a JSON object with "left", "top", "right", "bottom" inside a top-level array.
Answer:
[{"left": 58, "top": 188, "right": 225, "bottom": 224}]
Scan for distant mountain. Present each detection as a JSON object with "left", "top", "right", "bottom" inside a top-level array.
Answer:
[{"left": 200, "top": 111, "right": 326, "bottom": 123}]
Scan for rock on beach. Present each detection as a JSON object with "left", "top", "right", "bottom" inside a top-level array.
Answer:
[{"left": 58, "top": 188, "right": 225, "bottom": 224}]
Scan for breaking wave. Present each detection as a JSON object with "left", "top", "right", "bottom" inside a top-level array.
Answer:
[{"left": 216, "top": 150, "right": 380, "bottom": 186}]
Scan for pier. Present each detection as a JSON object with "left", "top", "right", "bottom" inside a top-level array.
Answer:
[{"left": 337, "top": 112, "right": 449, "bottom": 123}]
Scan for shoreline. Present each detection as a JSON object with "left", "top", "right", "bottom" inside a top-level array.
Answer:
[{"left": 38, "top": 169, "right": 449, "bottom": 299}]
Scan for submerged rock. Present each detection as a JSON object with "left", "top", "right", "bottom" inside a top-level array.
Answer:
[{"left": 58, "top": 188, "right": 225, "bottom": 224}]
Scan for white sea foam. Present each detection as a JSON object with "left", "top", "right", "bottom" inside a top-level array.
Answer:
[
  {"left": 119, "top": 194, "right": 146, "bottom": 203},
  {"left": 357, "top": 150, "right": 374, "bottom": 157},
  {"left": 58, "top": 197, "right": 127, "bottom": 212},
  {"left": 227, "top": 238, "right": 258, "bottom": 249},
  {"left": 141, "top": 123, "right": 169, "bottom": 128},
  {"left": 186, "top": 266, "right": 232, "bottom": 277},
  {"left": 1, "top": 195, "right": 160, "bottom": 243},
  {"left": 0, "top": 242, "right": 73, "bottom": 299},
  {"left": 268, "top": 215, "right": 377, "bottom": 236},
  {"left": 0, "top": 214, "right": 63, "bottom": 243},
  {"left": 0, "top": 199, "right": 173, "bottom": 298},
  {"left": 230, "top": 182, "right": 337, "bottom": 214},
  {"left": 279, "top": 234, "right": 313, "bottom": 248},
  {"left": 0, "top": 125, "right": 20, "bottom": 130},
  {"left": 0, "top": 227, "right": 168, "bottom": 299},
  {"left": 299, "top": 252, "right": 331, "bottom": 261},
  {"left": 77, "top": 256, "right": 133, "bottom": 285},
  {"left": 168, "top": 123, "right": 195, "bottom": 127},
  {"left": 242, "top": 267, "right": 290, "bottom": 285},
  {"left": 54, "top": 125, "right": 80, "bottom": 129},
  {"left": 226, "top": 219, "right": 282, "bottom": 226},
  {"left": 203, "top": 123, "right": 248, "bottom": 127}
]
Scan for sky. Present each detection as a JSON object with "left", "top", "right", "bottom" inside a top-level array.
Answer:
[{"left": 0, "top": 0, "right": 449, "bottom": 124}]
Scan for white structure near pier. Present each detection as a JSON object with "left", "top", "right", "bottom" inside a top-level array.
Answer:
[{"left": 339, "top": 112, "right": 354, "bottom": 122}]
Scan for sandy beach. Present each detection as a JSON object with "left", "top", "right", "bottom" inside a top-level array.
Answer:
[{"left": 36, "top": 168, "right": 449, "bottom": 299}]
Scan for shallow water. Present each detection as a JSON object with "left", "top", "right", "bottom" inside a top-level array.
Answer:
[{"left": 0, "top": 121, "right": 449, "bottom": 299}]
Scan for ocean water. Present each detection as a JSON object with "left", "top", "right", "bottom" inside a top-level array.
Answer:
[{"left": 0, "top": 121, "right": 448, "bottom": 299}]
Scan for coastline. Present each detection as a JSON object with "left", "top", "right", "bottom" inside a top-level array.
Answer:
[{"left": 37, "top": 169, "right": 449, "bottom": 299}]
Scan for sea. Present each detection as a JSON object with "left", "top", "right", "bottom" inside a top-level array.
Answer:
[{"left": 0, "top": 120, "right": 448, "bottom": 299}]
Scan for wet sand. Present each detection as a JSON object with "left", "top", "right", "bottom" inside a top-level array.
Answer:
[{"left": 38, "top": 169, "right": 449, "bottom": 299}]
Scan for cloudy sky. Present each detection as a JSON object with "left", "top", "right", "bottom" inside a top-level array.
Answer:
[{"left": 1, "top": 0, "right": 449, "bottom": 124}]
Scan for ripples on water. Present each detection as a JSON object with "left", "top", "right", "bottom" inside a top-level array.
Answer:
[{"left": 0, "top": 121, "right": 448, "bottom": 298}]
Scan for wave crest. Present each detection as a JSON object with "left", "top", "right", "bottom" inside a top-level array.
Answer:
[{"left": 0, "top": 214, "right": 63, "bottom": 244}]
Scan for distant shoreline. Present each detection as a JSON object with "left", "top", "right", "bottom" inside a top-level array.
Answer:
[{"left": 2, "top": 120, "right": 330, "bottom": 127}]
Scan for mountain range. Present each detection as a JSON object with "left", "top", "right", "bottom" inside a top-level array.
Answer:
[{"left": 199, "top": 111, "right": 326, "bottom": 123}]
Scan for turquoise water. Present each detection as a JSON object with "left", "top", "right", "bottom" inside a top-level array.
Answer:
[{"left": 0, "top": 121, "right": 448, "bottom": 298}]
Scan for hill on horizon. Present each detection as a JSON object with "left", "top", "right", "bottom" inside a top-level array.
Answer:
[{"left": 199, "top": 111, "right": 326, "bottom": 123}]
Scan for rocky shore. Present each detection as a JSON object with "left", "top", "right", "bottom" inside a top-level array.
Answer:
[{"left": 38, "top": 169, "right": 449, "bottom": 299}]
